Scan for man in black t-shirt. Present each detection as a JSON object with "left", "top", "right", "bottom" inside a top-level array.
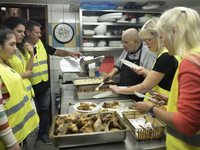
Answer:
[{"left": 25, "top": 20, "right": 82, "bottom": 145}]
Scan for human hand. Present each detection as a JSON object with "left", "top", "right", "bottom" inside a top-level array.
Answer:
[
  {"left": 130, "top": 66, "right": 147, "bottom": 75},
  {"left": 103, "top": 74, "right": 112, "bottom": 82},
  {"left": 23, "top": 44, "right": 34, "bottom": 56},
  {"left": 25, "top": 70, "right": 33, "bottom": 78},
  {"left": 136, "top": 101, "right": 153, "bottom": 114},
  {"left": 8, "top": 142, "right": 21, "bottom": 150},
  {"left": 109, "top": 85, "right": 121, "bottom": 94},
  {"left": 151, "top": 93, "right": 168, "bottom": 105},
  {"left": 70, "top": 52, "right": 83, "bottom": 59}
]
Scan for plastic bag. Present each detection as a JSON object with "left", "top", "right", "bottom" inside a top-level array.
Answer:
[{"left": 80, "top": 2, "right": 118, "bottom": 10}]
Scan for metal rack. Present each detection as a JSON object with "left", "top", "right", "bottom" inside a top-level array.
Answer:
[{"left": 79, "top": 8, "right": 162, "bottom": 52}]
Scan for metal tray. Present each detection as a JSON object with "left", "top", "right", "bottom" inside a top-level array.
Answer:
[
  {"left": 73, "top": 77, "right": 114, "bottom": 86},
  {"left": 49, "top": 112, "right": 129, "bottom": 148},
  {"left": 76, "top": 84, "right": 119, "bottom": 99}
]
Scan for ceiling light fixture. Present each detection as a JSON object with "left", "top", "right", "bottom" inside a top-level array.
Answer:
[{"left": 1, "top": 7, "right": 6, "bottom": 11}]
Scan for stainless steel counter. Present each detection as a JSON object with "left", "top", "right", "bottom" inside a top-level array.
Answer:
[{"left": 60, "top": 84, "right": 166, "bottom": 150}]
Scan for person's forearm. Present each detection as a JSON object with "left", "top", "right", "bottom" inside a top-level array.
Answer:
[
  {"left": 109, "top": 68, "right": 119, "bottom": 76},
  {"left": 153, "top": 107, "right": 176, "bottom": 129},
  {"left": 118, "top": 84, "right": 147, "bottom": 95},
  {"left": 54, "top": 49, "right": 70, "bottom": 57},
  {"left": 26, "top": 55, "right": 34, "bottom": 71},
  {"left": 20, "top": 72, "right": 28, "bottom": 79}
]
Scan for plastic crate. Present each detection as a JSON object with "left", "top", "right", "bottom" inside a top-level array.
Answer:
[{"left": 123, "top": 111, "right": 165, "bottom": 141}]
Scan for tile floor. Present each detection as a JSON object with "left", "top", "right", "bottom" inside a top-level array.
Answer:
[
  {"left": 34, "top": 139, "right": 58, "bottom": 150},
  {"left": 22, "top": 138, "right": 58, "bottom": 150}
]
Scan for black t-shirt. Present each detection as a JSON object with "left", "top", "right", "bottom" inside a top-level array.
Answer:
[
  {"left": 152, "top": 52, "right": 178, "bottom": 91},
  {"left": 32, "top": 40, "right": 56, "bottom": 94}
]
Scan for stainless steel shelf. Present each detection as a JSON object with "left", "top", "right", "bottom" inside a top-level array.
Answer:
[
  {"left": 79, "top": 8, "right": 161, "bottom": 52},
  {"left": 83, "top": 35, "right": 121, "bottom": 38},
  {"left": 82, "top": 9, "right": 162, "bottom": 14},
  {"left": 82, "top": 22, "right": 143, "bottom": 26},
  {"left": 81, "top": 47, "right": 124, "bottom": 51}
]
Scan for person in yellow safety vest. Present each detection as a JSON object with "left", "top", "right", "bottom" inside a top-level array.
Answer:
[
  {"left": 3, "top": 17, "right": 39, "bottom": 150},
  {"left": 24, "top": 20, "right": 83, "bottom": 144},
  {"left": 136, "top": 7, "right": 200, "bottom": 150},
  {"left": 109, "top": 18, "right": 181, "bottom": 112},
  {"left": 0, "top": 25, "right": 39, "bottom": 150},
  {"left": 137, "top": 18, "right": 181, "bottom": 111}
]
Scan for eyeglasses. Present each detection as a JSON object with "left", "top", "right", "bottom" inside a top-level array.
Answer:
[{"left": 143, "top": 36, "right": 156, "bottom": 43}]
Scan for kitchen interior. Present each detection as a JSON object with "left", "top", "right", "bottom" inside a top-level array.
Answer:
[{"left": 0, "top": 0, "right": 200, "bottom": 150}]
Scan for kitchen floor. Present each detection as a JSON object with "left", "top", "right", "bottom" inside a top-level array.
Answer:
[
  {"left": 34, "top": 139, "right": 58, "bottom": 150},
  {"left": 22, "top": 138, "right": 58, "bottom": 150}
]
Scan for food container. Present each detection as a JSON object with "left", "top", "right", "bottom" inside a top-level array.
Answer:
[
  {"left": 123, "top": 111, "right": 166, "bottom": 141},
  {"left": 49, "top": 112, "right": 129, "bottom": 148},
  {"left": 73, "top": 77, "right": 114, "bottom": 86},
  {"left": 76, "top": 84, "right": 119, "bottom": 99}
]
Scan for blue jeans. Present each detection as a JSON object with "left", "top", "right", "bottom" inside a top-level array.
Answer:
[{"left": 34, "top": 87, "right": 51, "bottom": 137}]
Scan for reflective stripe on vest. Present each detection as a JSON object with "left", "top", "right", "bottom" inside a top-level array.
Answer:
[
  {"left": 26, "top": 84, "right": 32, "bottom": 92},
  {"left": 167, "top": 126, "right": 200, "bottom": 147},
  {"left": 29, "top": 39, "right": 48, "bottom": 85},
  {"left": 5, "top": 95, "right": 29, "bottom": 117},
  {"left": 5, "top": 51, "right": 35, "bottom": 99},
  {"left": 0, "top": 64, "right": 39, "bottom": 146}
]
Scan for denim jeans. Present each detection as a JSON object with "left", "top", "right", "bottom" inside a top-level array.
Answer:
[{"left": 34, "top": 87, "right": 51, "bottom": 137}]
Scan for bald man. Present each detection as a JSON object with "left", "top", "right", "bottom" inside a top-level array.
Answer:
[{"left": 104, "top": 28, "right": 157, "bottom": 101}]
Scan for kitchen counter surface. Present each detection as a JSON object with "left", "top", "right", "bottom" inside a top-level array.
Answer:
[{"left": 59, "top": 84, "right": 166, "bottom": 150}]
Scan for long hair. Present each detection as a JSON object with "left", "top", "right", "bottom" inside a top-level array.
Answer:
[
  {"left": 157, "top": 7, "right": 200, "bottom": 65},
  {"left": 3, "top": 17, "right": 28, "bottom": 59}
]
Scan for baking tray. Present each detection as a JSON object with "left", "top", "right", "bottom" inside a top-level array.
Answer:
[
  {"left": 76, "top": 84, "right": 119, "bottom": 99},
  {"left": 123, "top": 111, "right": 166, "bottom": 141},
  {"left": 73, "top": 77, "right": 114, "bottom": 86},
  {"left": 49, "top": 112, "right": 129, "bottom": 148}
]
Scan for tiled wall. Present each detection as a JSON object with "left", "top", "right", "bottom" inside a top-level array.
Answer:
[{"left": 47, "top": 4, "right": 122, "bottom": 117}]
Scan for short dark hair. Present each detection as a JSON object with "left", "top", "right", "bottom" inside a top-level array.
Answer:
[
  {"left": 0, "top": 25, "right": 15, "bottom": 47},
  {"left": 3, "top": 17, "right": 25, "bottom": 30},
  {"left": 25, "top": 20, "right": 42, "bottom": 33}
]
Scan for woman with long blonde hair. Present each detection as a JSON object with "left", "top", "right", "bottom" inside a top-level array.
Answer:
[{"left": 136, "top": 7, "right": 200, "bottom": 150}]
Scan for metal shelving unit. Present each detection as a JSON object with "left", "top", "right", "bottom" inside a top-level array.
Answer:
[{"left": 79, "top": 8, "right": 162, "bottom": 52}]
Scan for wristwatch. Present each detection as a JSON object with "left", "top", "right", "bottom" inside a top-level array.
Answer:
[{"left": 148, "top": 105, "right": 157, "bottom": 118}]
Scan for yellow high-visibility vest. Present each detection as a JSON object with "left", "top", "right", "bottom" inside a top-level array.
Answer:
[
  {"left": 6, "top": 50, "right": 35, "bottom": 99},
  {"left": 0, "top": 65, "right": 39, "bottom": 150},
  {"left": 166, "top": 49, "right": 200, "bottom": 150},
  {"left": 29, "top": 39, "right": 48, "bottom": 85},
  {"left": 144, "top": 48, "right": 181, "bottom": 111}
]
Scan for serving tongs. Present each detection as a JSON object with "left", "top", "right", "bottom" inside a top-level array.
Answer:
[
  {"left": 94, "top": 82, "right": 105, "bottom": 92},
  {"left": 134, "top": 91, "right": 158, "bottom": 102},
  {"left": 140, "top": 84, "right": 165, "bottom": 103}
]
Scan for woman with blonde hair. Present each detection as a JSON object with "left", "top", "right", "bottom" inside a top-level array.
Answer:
[
  {"left": 110, "top": 17, "right": 181, "bottom": 111},
  {"left": 136, "top": 7, "right": 200, "bottom": 149}
]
